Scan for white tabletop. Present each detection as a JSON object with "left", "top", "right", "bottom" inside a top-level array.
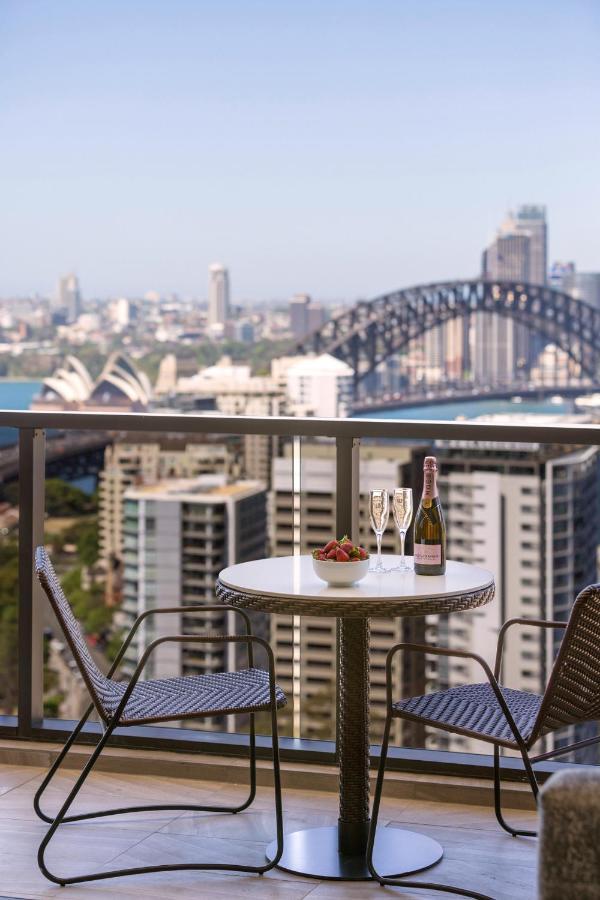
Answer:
[{"left": 219, "top": 555, "right": 494, "bottom": 603}]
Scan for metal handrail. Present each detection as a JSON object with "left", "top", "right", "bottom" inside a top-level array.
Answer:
[
  {"left": 1, "top": 408, "right": 600, "bottom": 444},
  {"left": 7, "top": 406, "right": 600, "bottom": 775}
]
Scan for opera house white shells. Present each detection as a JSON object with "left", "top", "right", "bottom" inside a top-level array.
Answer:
[{"left": 32, "top": 353, "right": 152, "bottom": 411}]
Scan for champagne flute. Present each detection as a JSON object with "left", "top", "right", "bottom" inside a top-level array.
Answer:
[
  {"left": 392, "top": 488, "right": 413, "bottom": 573},
  {"left": 369, "top": 489, "right": 389, "bottom": 573}
]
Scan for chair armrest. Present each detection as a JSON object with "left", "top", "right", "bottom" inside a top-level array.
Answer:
[
  {"left": 111, "top": 633, "right": 277, "bottom": 726},
  {"left": 385, "top": 641, "right": 529, "bottom": 751},
  {"left": 107, "top": 605, "right": 253, "bottom": 677},
  {"left": 494, "top": 618, "right": 567, "bottom": 678}
]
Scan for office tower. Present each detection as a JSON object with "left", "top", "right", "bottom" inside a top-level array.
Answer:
[
  {"left": 431, "top": 430, "right": 600, "bottom": 758},
  {"left": 477, "top": 206, "right": 547, "bottom": 383},
  {"left": 306, "top": 301, "right": 326, "bottom": 334},
  {"left": 290, "top": 294, "right": 326, "bottom": 341},
  {"left": 57, "top": 273, "right": 82, "bottom": 323},
  {"left": 99, "top": 438, "right": 238, "bottom": 605},
  {"left": 289, "top": 294, "right": 311, "bottom": 340},
  {"left": 270, "top": 441, "right": 427, "bottom": 744},
  {"left": 208, "top": 263, "right": 230, "bottom": 327},
  {"left": 551, "top": 263, "right": 600, "bottom": 310},
  {"left": 424, "top": 325, "right": 447, "bottom": 383},
  {"left": 515, "top": 205, "right": 547, "bottom": 286},
  {"left": 119, "top": 477, "right": 267, "bottom": 729}
]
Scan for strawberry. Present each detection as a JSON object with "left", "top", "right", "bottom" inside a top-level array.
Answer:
[
  {"left": 327, "top": 548, "right": 338, "bottom": 559},
  {"left": 336, "top": 547, "right": 350, "bottom": 562},
  {"left": 358, "top": 547, "right": 369, "bottom": 559},
  {"left": 318, "top": 551, "right": 327, "bottom": 560},
  {"left": 340, "top": 541, "right": 354, "bottom": 553},
  {"left": 323, "top": 539, "right": 338, "bottom": 553}
]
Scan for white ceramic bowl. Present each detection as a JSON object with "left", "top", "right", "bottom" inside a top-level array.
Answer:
[{"left": 312, "top": 557, "right": 370, "bottom": 586}]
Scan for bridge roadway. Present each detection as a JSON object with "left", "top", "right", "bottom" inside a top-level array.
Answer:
[
  {"left": 0, "top": 431, "right": 110, "bottom": 484},
  {"left": 351, "top": 383, "right": 600, "bottom": 415}
]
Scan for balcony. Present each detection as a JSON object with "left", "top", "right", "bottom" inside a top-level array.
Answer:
[
  {"left": 0, "top": 754, "right": 537, "bottom": 899},
  {"left": 2, "top": 408, "right": 600, "bottom": 897}
]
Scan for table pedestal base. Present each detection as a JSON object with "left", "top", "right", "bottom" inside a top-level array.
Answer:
[{"left": 266, "top": 825, "right": 443, "bottom": 881}]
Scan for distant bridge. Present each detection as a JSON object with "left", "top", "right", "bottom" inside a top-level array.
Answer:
[
  {"left": 351, "top": 383, "right": 597, "bottom": 415},
  {"left": 0, "top": 432, "right": 110, "bottom": 485},
  {"left": 299, "top": 280, "right": 600, "bottom": 390}
]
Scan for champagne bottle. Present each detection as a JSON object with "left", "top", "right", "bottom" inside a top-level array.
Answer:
[{"left": 414, "top": 456, "right": 446, "bottom": 575}]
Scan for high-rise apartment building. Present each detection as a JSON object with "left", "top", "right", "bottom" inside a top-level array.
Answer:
[
  {"left": 208, "top": 263, "right": 230, "bottom": 327},
  {"left": 431, "top": 429, "right": 600, "bottom": 758},
  {"left": 119, "top": 476, "right": 267, "bottom": 730},
  {"left": 270, "top": 441, "right": 427, "bottom": 743},
  {"left": 175, "top": 360, "right": 288, "bottom": 485},
  {"left": 99, "top": 438, "right": 238, "bottom": 604},
  {"left": 284, "top": 354, "right": 354, "bottom": 418},
  {"left": 269, "top": 430, "right": 599, "bottom": 760}
]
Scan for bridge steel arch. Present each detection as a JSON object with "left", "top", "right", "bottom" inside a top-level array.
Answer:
[{"left": 299, "top": 280, "right": 600, "bottom": 387}]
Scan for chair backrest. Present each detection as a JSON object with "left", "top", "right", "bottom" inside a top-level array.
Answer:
[
  {"left": 533, "top": 583, "right": 600, "bottom": 741},
  {"left": 35, "top": 545, "right": 116, "bottom": 719}
]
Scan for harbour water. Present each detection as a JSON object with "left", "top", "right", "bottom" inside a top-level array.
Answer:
[
  {"left": 0, "top": 381, "right": 577, "bottom": 437},
  {"left": 0, "top": 380, "right": 41, "bottom": 446},
  {"left": 360, "top": 396, "right": 574, "bottom": 421}
]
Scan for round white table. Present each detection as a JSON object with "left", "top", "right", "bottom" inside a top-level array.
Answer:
[{"left": 217, "top": 555, "right": 495, "bottom": 881}]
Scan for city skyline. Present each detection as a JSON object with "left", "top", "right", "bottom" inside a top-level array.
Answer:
[{"left": 1, "top": 1, "right": 599, "bottom": 299}]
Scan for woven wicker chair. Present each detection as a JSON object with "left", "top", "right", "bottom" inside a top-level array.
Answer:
[
  {"left": 367, "top": 583, "right": 600, "bottom": 900},
  {"left": 33, "top": 546, "right": 286, "bottom": 886}
]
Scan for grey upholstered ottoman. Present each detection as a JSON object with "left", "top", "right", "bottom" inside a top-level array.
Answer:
[{"left": 538, "top": 768, "right": 600, "bottom": 900}]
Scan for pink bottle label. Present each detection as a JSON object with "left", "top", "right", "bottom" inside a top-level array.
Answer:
[{"left": 414, "top": 543, "right": 442, "bottom": 565}]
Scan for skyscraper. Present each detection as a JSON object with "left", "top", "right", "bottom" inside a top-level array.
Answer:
[
  {"left": 476, "top": 206, "right": 548, "bottom": 383},
  {"left": 515, "top": 204, "right": 547, "bottom": 286},
  {"left": 57, "top": 273, "right": 82, "bottom": 323},
  {"left": 289, "top": 294, "right": 326, "bottom": 341},
  {"left": 551, "top": 263, "right": 600, "bottom": 310},
  {"left": 289, "top": 294, "right": 311, "bottom": 340},
  {"left": 207, "top": 263, "right": 230, "bottom": 327}
]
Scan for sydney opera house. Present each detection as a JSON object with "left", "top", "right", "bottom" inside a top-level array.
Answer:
[{"left": 31, "top": 353, "right": 153, "bottom": 411}]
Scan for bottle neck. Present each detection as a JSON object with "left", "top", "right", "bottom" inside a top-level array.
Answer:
[{"left": 422, "top": 467, "right": 438, "bottom": 501}]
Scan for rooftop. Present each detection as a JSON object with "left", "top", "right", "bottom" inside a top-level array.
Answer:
[{"left": 125, "top": 476, "right": 265, "bottom": 502}]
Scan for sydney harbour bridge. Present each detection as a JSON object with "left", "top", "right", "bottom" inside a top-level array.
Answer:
[{"left": 298, "top": 279, "right": 600, "bottom": 405}]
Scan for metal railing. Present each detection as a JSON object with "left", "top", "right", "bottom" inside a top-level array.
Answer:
[{"left": 3, "top": 408, "right": 600, "bottom": 780}]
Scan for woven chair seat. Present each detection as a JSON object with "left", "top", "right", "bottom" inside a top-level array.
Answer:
[
  {"left": 102, "top": 668, "right": 287, "bottom": 726},
  {"left": 393, "top": 682, "right": 543, "bottom": 748}
]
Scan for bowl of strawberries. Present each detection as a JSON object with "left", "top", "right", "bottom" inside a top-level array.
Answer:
[{"left": 312, "top": 536, "right": 370, "bottom": 586}]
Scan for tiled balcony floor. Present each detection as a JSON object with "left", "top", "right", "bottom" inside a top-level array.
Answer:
[{"left": 0, "top": 763, "right": 537, "bottom": 899}]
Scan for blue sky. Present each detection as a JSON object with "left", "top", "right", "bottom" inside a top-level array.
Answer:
[{"left": 0, "top": 1, "right": 598, "bottom": 301}]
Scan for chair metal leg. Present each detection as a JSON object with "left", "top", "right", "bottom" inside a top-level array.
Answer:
[
  {"left": 38, "top": 708, "right": 283, "bottom": 885},
  {"left": 34, "top": 703, "right": 94, "bottom": 823},
  {"left": 493, "top": 745, "right": 538, "bottom": 838},
  {"left": 366, "top": 715, "right": 494, "bottom": 900},
  {"left": 34, "top": 710, "right": 258, "bottom": 826}
]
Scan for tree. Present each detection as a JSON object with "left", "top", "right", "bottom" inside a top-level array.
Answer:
[{"left": 0, "top": 541, "right": 19, "bottom": 714}]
